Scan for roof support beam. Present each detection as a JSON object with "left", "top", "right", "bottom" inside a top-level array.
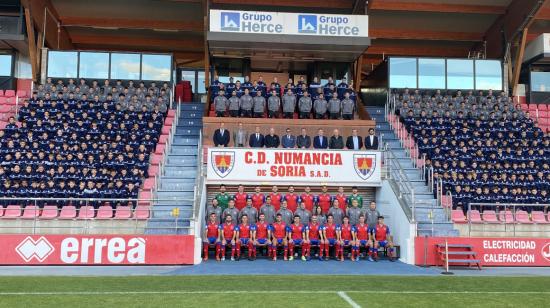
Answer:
[
  {"left": 24, "top": 6, "right": 38, "bottom": 81},
  {"left": 370, "top": 29, "right": 483, "bottom": 41},
  {"left": 211, "top": 0, "right": 353, "bottom": 9},
  {"left": 21, "top": 0, "right": 73, "bottom": 49},
  {"left": 512, "top": 29, "right": 528, "bottom": 96},
  {"left": 483, "top": 0, "right": 545, "bottom": 58},
  {"left": 367, "top": 0, "right": 506, "bottom": 14},
  {"left": 60, "top": 17, "right": 203, "bottom": 32},
  {"left": 70, "top": 35, "right": 203, "bottom": 50}
]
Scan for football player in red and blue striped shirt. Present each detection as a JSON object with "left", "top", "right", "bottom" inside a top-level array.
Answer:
[
  {"left": 233, "top": 185, "right": 248, "bottom": 211},
  {"left": 235, "top": 214, "right": 256, "bottom": 261},
  {"left": 353, "top": 214, "right": 373, "bottom": 261},
  {"left": 287, "top": 215, "right": 308, "bottom": 261},
  {"left": 251, "top": 186, "right": 265, "bottom": 211},
  {"left": 321, "top": 214, "right": 340, "bottom": 261},
  {"left": 338, "top": 216, "right": 354, "bottom": 261},
  {"left": 218, "top": 214, "right": 237, "bottom": 261},
  {"left": 253, "top": 213, "right": 271, "bottom": 259},
  {"left": 203, "top": 213, "right": 220, "bottom": 261},
  {"left": 301, "top": 186, "right": 315, "bottom": 212},
  {"left": 270, "top": 214, "right": 288, "bottom": 261},
  {"left": 372, "top": 216, "right": 395, "bottom": 262},
  {"left": 307, "top": 215, "right": 323, "bottom": 261},
  {"left": 269, "top": 185, "right": 283, "bottom": 211},
  {"left": 316, "top": 185, "right": 333, "bottom": 214},
  {"left": 283, "top": 185, "right": 300, "bottom": 212}
]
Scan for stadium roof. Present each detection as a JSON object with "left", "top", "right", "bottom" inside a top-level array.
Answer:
[{"left": 10, "top": 0, "right": 550, "bottom": 76}]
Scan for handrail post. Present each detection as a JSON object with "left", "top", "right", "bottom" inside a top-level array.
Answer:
[{"left": 411, "top": 187, "right": 415, "bottom": 223}]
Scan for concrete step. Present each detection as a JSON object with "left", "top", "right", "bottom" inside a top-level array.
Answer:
[
  {"left": 172, "top": 136, "right": 199, "bottom": 146},
  {"left": 179, "top": 103, "right": 204, "bottom": 111},
  {"left": 167, "top": 155, "right": 198, "bottom": 166},
  {"left": 179, "top": 111, "right": 202, "bottom": 119},
  {"left": 159, "top": 178, "right": 196, "bottom": 190},
  {"left": 163, "top": 166, "right": 197, "bottom": 177},
  {"left": 156, "top": 190, "right": 195, "bottom": 201},
  {"left": 151, "top": 206, "right": 194, "bottom": 219},
  {"left": 176, "top": 127, "right": 202, "bottom": 135},
  {"left": 170, "top": 145, "right": 199, "bottom": 155},
  {"left": 178, "top": 119, "right": 202, "bottom": 126}
]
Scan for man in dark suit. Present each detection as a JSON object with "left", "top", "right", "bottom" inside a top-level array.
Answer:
[
  {"left": 313, "top": 128, "right": 328, "bottom": 149},
  {"left": 249, "top": 126, "right": 265, "bottom": 148},
  {"left": 281, "top": 128, "right": 296, "bottom": 148},
  {"left": 264, "top": 127, "right": 280, "bottom": 148},
  {"left": 329, "top": 129, "right": 344, "bottom": 149},
  {"left": 296, "top": 128, "right": 311, "bottom": 149},
  {"left": 213, "top": 122, "right": 230, "bottom": 147},
  {"left": 346, "top": 129, "right": 363, "bottom": 150},
  {"left": 365, "top": 128, "right": 379, "bottom": 150}
]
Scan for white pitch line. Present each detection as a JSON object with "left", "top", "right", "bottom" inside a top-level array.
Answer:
[
  {"left": 0, "top": 290, "right": 549, "bottom": 295},
  {"left": 337, "top": 291, "right": 362, "bottom": 308}
]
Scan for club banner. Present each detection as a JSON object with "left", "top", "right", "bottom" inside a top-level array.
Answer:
[
  {"left": 415, "top": 237, "right": 550, "bottom": 267},
  {"left": 207, "top": 148, "right": 382, "bottom": 186},
  {"left": 210, "top": 10, "right": 369, "bottom": 37},
  {"left": 0, "top": 235, "right": 194, "bottom": 265}
]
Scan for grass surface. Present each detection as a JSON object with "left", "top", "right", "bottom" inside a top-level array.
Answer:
[{"left": 0, "top": 275, "right": 548, "bottom": 307}]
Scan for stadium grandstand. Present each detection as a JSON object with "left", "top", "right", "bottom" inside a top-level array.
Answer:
[{"left": 0, "top": 0, "right": 550, "bottom": 307}]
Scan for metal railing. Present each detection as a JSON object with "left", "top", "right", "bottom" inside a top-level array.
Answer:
[
  {"left": 0, "top": 197, "right": 195, "bottom": 234},
  {"left": 464, "top": 203, "right": 550, "bottom": 237},
  {"left": 384, "top": 143, "right": 417, "bottom": 223}
]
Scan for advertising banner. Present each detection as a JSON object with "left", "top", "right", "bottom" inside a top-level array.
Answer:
[
  {"left": 210, "top": 10, "right": 369, "bottom": 37},
  {"left": 0, "top": 235, "right": 194, "bottom": 265},
  {"left": 207, "top": 148, "right": 382, "bottom": 186},
  {"left": 415, "top": 237, "right": 550, "bottom": 267}
]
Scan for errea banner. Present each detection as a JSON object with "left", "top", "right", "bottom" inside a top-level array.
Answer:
[
  {"left": 0, "top": 235, "right": 194, "bottom": 265},
  {"left": 207, "top": 148, "right": 381, "bottom": 186},
  {"left": 210, "top": 10, "right": 369, "bottom": 37}
]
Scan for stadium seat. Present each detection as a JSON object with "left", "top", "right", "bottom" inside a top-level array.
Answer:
[
  {"left": 158, "top": 134, "right": 169, "bottom": 145},
  {"left": 41, "top": 205, "right": 59, "bottom": 219},
  {"left": 0, "top": 97, "right": 7, "bottom": 104},
  {"left": 468, "top": 210, "right": 482, "bottom": 223},
  {"left": 537, "top": 118, "right": 548, "bottom": 126},
  {"left": 441, "top": 195, "right": 452, "bottom": 208},
  {"left": 150, "top": 154, "right": 162, "bottom": 166},
  {"left": 451, "top": 210, "right": 466, "bottom": 223},
  {"left": 538, "top": 110, "right": 549, "bottom": 118},
  {"left": 4, "top": 90, "right": 15, "bottom": 97},
  {"left": 531, "top": 211, "right": 549, "bottom": 224},
  {"left": 78, "top": 206, "right": 96, "bottom": 219},
  {"left": 167, "top": 109, "right": 176, "bottom": 118},
  {"left": 138, "top": 190, "right": 152, "bottom": 205},
  {"left": 538, "top": 104, "right": 548, "bottom": 111},
  {"left": 0, "top": 89, "right": 3, "bottom": 96},
  {"left": 3, "top": 205, "right": 22, "bottom": 218},
  {"left": 21, "top": 205, "right": 40, "bottom": 219},
  {"left": 134, "top": 206, "right": 150, "bottom": 219},
  {"left": 115, "top": 206, "right": 133, "bottom": 219},
  {"left": 529, "top": 104, "right": 538, "bottom": 112},
  {"left": 515, "top": 211, "right": 532, "bottom": 224},
  {"left": 59, "top": 206, "right": 77, "bottom": 219},
  {"left": 142, "top": 177, "right": 155, "bottom": 190},
  {"left": 161, "top": 125, "right": 171, "bottom": 135},
  {"left": 16, "top": 90, "right": 26, "bottom": 98},
  {"left": 155, "top": 144, "right": 166, "bottom": 155},
  {"left": 164, "top": 117, "right": 174, "bottom": 126},
  {"left": 481, "top": 210, "right": 499, "bottom": 223},
  {"left": 520, "top": 103, "right": 528, "bottom": 111},
  {"left": 498, "top": 210, "right": 514, "bottom": 223},
  {"left": 147, "top": 165, "right": 159, "bottom": 177},
  {"left": 96, "top": 206, "right": 113, "bottom": 219}
]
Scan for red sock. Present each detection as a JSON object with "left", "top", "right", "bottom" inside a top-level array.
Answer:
[
  {"left": 289, "top": 243, "right": 294, "bottom": 256},
  {"left": 248, "top": 242, "right": 253, "bottom": 257},
  {"left": 215, "top": 244, "right": 221, "bottom": 258},
  {"left": 222, "top": 245, "right": 226, "bottom": 258},
  {"left": 236, "top": 242, "right": 241, "bottom": 257},
  {"left": 284, "top": 246, "right": 288, "bottom": 258},
  {"left": 231, "top": 245, "right": 236, "bottom": 257},
  {"left": 336, "top": 244, "right": 341, "bottom": 258},
  {"left": 302, "top": 243, "right": 308, "bottom": 257},
  {"left": 203, "top": 244, "right": 209, "bottom": 259}
]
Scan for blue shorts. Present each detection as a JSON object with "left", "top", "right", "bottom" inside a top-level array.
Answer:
[
  {"left": 206, "top": 237, "right": 217, "bottom": 244},
  {"left": 292, "top": 239, "right": 303, "bottom": 245},
  {"left": 275, "top": 238, "right": 284, "bottom": 245},
  {"left": 378, "top": 240, "right": 389, "bottom": 247},
  {"left": 310, "top": 239, "right": 320, "bottom": 246},
  {"left": 257, "top": 238, "right": 267, "bottom": 245},
  {"left": 328, "top": 238, "right": 337, "bottom": 246},
  {"left": 239, "top": 238, "right": 250, "bottom": 245},
  {"left": 359, "top": 240, "right": 369, "bottom": 246},
  {"left": 224, "top": 238, "right": 233, "bottom": 244},
  {"left": 342, "top": 240, "right": 351, "bottom": 246}
]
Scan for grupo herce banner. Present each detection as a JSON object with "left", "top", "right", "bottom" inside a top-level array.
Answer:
[{"left": 207, "top": 148, "right": 382, "bottom": 186}]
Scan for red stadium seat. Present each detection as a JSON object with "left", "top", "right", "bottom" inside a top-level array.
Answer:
[
  {"left": 147, "top": 165, "right": 159, "bottom": 177},
  {"left": 529, "top": 104, "right": 538, "bottom": 111},
  {"left": 0, "top": 97, "right": 7, "bottom": 104},
  {"left": 4, "top": 90, "right": 15, "bottom": 97},
  {"left": 538, "top": 104, "right": 548, "bottom": 111},
  {"left": 41, "top": 205, "right": 59, "bottom": 219},
  {"left": 441, "top": 195, "right": 452, "bottom": 208},
  {"left": 515, "top": 210, "right": 532, "bottom": 224},
  {"left": 16, "top": 90, "right": 26, "bottom": 98},
  {"left": 520, "top": 104, "right": 528, "bottom": 111},
  {"left": 0, "top": 89, "right": 3, "bottom": 96},
  {"left": 532, "top": 211, "right": 549, "bottom": 224},
  {"left": 78, "top": 206, "right": 96, "bottom": 219},
  {"left": 150, "top": 154, "right": 162, "bottom": 166},
  {"left": 0, "top": 207, "right": 4, "bottom": 217},
  {"left": 451, "top": 210, "right": 466, "bottom": 223},
  {"left": 167, "top": 109, "right": 176, "bottom": 118},
  {"left": 134, "top": 206, "right": 151, "bottom": 220},
  {"left": 538, "top": 118, "right": 548, "bottom": 126},
  {"left": 3, "top": 205, "right": 22, "bottom": 218},
  {"left": 498, "top": 210, "right": 514, "bottom": 223},
  {"left": 164, "top": 117, "right": 174, "bottom": 126},
  {"left": 468, "top": 210, "right": 482, "bottom": 223},
  {"left": 161, "top": 125, "right": 171, "bottom": 135},
  {"left": 538, "top": 110, "right": 549, "bottom": 119},
  {"left": 482, "top": 210, "right": 499, "bottom": 223},
  {"left": 155, "top": 144, "right": 165, "bottom": 155},
  {"left": 96, "top": 206, "right": 113, "bottom": 219},
  {"left": 115, "top": 206, "right": 133, "bottom": 219},
  {"left": 142, "top": 178, "right": 155, "bottom": 190},
  {"left": 21, "top": 205, "right": 40, "bottom": 219},
  {"left": 59, "top": 206, "right": 77, "bottom": 219},
  {"left": 158, "top": 135, "right": 169, "bottom": 145}
]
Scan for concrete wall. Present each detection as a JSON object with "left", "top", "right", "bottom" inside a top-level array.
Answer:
[
  {"left": 455, "top": 223, "right": 550, "bottom": 238},
  {"left": 376, "top": 180, "right": 416, "bottom": 264},
  {"left": 0, "top": 219, "right": 146, "bottom": 234}
]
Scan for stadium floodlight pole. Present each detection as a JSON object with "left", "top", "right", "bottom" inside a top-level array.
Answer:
[{"left": 441, "top": 239, "right": 454, "bottom": 275}]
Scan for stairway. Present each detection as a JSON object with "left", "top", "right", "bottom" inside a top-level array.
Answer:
[
  {"left": 436, "top": 243, "right": 482, "bottom": 270},
  {"left": 366, "top": 106, "right": 459, "bottom": 237},
  {"left": 147, "top": 103, "right": 203, "bottom": 235}
]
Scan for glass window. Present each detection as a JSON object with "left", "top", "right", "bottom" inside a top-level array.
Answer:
[
  {"left": 142, "top": 54, "right": 172, "bottom": 81},
  {"left": 110, "top": 53, "right": 141, "bottom": 80},
  {"left": 47, "top": 51, "right": 77, "bottom": 78},
  {"left": 418, "top": 58, "right": 445, "bottom": 89},
  {"left": 475, "top": 60, "right": 502, "bottom": 91},
  {"left": 197, "top": 71, "right": 206, "bottom": 94},
  {"left": 531, "top": 72, "right": 550, "bottom": 92},
  {"left": 0, "top": 54, "right": 12, "bottom": 76},
  {"left": 446, "top": 59, "right": 474, "bottom": 89},
  {"left": 79, "top": 52, "right": 109, "bottom": 79},
  {"left": 389, "top": 57, "right": 417, "bottom": 88},
  {"left": 181, "top": 70, "right": 196, "bottom": 92}
]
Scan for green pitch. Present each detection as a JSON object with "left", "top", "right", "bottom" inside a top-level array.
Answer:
[{"left": 0, "top": 275, "right": 548, "bottom": 307}]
